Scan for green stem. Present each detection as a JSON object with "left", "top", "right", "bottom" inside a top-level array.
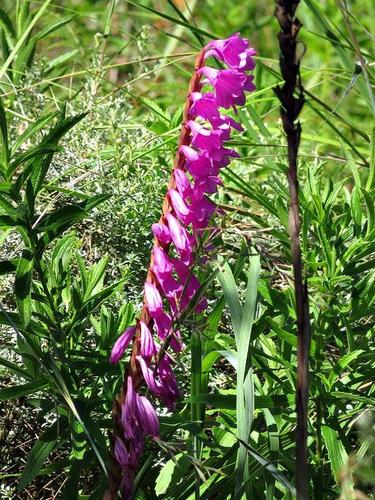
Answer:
[{"left": 191, "top": 330, "right": 202, "bottom": 500}]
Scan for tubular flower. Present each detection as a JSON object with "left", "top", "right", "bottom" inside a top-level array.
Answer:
[{"left": 108, "top": 34, "right": 256, "bottom": 499}]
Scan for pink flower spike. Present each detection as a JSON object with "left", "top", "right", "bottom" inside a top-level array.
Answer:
[
  {"left": 169, "top": 189, "right": 191, "bottom": 224},
  {"left": 140, "top": 321, "right": 158, "bottom": 358},
  {"left": 122, "top": 376, "right": 137, "bottom": 439},
  {"left": 205, "top": 33, "right": 256, "bottom": 70},
  {"left": 152, "top": 222, "right": 171, "bottom": 245},
  {"left": 165, "top": 213, "right": 194, "bottom": 261},
  {"left": 186, "top": 153, "right": 213, "bottom": 178},
  {"left": 200, "top": 67, "right": 252, "bottom": 109},
  {"left": 174, "top": 169, "right": 192, "bottom": 198},
  {"left": 211, "top": 114, "right": 244, "bottom": 140},
  {"left": 144, "top": 282, "right": 163, "bottom": 316},
  {"left": 153, "top": 310, "right": 172, "bottom": 339},
  {"left": 120, "top": 469, "right": 135, "bottom": 499},
  {"left": 136, "top": 396, "right": 160, "bottom": 437},
  {"left": 180, "top": 145, "right": 199, "bottom": 162},
  {"left": 187, "top": 120, "right": 223, "bottom": 153},
  {"left": 114, "top": 437, "right": 130, "bottom": 466},
  {"left": 190, "top": 195, "right": 216, "bottom": 229},
  {"left": 110, "top": 326, "right": 136, "bottom": 364},
  {"left": 190, "top": 92, "right": 220, "bottom": 121},
  {"left": 210, "top": 145, "right": 240, "bottom": 164},
  {"left": 195, "top": 175, "right": 222, "bottom": 197},
  {"left": 158, "top": 357, "right": 180, "bottom": 408},
  {"left": 152, "top": 246, "right": 173, "bottom": 275},
  {"left": 136, "top": 356, "right": 161, "bottom": 396},
  {"left": 170, "top": 334, "right": 183, "bottom": 353}
]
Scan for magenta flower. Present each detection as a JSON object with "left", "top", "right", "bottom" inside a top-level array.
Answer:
[
  {"left": 205, "top": 33, "right": 256, "bottom": 70},
  {"left": 114, "top": 437, "right": 130, "bottom": 466},
  {"left": 211, "top": 114, "right": 243, "bottom": 140},
  {"left": 181, "top": 147, "right": 213, "bottom": 178},
  {"left": 110, "top": 33, "right": 257, "bottom": 499},
  {"left": 140, "top": 321, "right": 158, "bottom": 358},
  {"left": 158, "top": 356, "right": 180, "bottom": 409},
  {"left": 152, "top": 222, "right": 171, "bottom": 245},
  {"left": 190, "top": 195, "right": 216, "bottom": 230},
  {"left": 174, "top": 169, "right": 192, "bottom": 198},
  {"left": 200, "top": 66, "right": 255, "bottom": 109},
  {"left": 165, "top": 213, "right": 194, "bottom": 260},
  {"left": 194, "top": 175, "right": 222, "bottom": 197},
  {"left": 136, "top": 355, "right": 161, "bottom": 396},
  {"left": 110, "top": 326, "right": 137, "bottom": 364},
  {"left": 169, "top": 188, "right": 191, "bottom": 224},
  {"left": 187, "top": 120, "right": 223, "bottom": 152},
  {"left": 144, "top": 282, "right": 163, "bottom": 316},
  {"left": 152, "top": 246, "right": 173, "bottom": 274},
  {"left": 190, "top": 92, "right": 220, "bottom": 121},
  {"left": 121, "top": 377, "right": 137, "bottom": 440},
  {"left": 136, "top": 395, "right": 160, "bottom": 437},
  {"left": 153, "top": 309, "right": 172, "bottom": 338}
]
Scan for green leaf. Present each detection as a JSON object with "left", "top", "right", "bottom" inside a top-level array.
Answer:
[
  {"left": 0, "top": 260, "right": 18, "bottom": 278},
  {"left": 71, "top": 278, "right": 126, "bottom": 327},
  {"left": 0, "top": 214, "right": 23, "bottom": 228},
  {"left": 11, "top": 112, "right": 58, "bottom": 154},
  {"left": 126, "top": 0, "right": 216, "bottom": 39},
  {"left": 18, "top": 421, "right": 58, "bottom": 491},
  {"left": 0, "top": 356, "right": 30, "bottom": 379},
  {"left": 321, "top": 425, "right": 354, "bottom": 495},
  {"left": 0, "top": 378, "right": 48, "bottom": 400},
  {"left": 0, "top": 0, "right": 53, "bottom": 83},
  {"left": 45, "top": 49, "right": 79, "bottom": 73},
  {"left": 155, "top": 454, "right": 191, "bottom": 497},
  {"left": 15, "top": 249, "right": 34, "bottom": 327},
  {"left": 350, "top": 185, "right": 362, "bottom": 226},
  {"left": 7, "top": 146, "right": 58, "bottom": 176},
  {"left": 36, "top": 195, "right": 110, "bottom": 252},
  {"left": 217, "top": 252, "right": 260, "bottom": 496},
  {"left": 366, "top": 127, "right": 375, "bottom": 191},
  {"left": 30, "top": 15, "right": 76, "bottom": 43},
  {"left": 35, "top": 204, "right": 88, "bottom": 233},
  {"left": 84, "top": 256, "right": 109, "bottom": 300},
  {"left": 0, "top": 8, "right": 16, "bottom": 44},
  {"left": 155, "top": 458, "right": 177, "bottom": 496},
  {"left": 236, "top": 440, "right": 296, "bottom": 496},
  {"left": 217, "top": 260, "right": 242, "bottom": 344},
  {"left": 188, "top": 393, "right": 294, "bottom": 410}
]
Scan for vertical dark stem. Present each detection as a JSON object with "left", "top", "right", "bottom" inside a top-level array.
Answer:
[{"left": 273, "top": 1, "right": 311, "bottom": 498}]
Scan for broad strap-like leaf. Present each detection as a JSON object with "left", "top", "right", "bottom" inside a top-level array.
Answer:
[
  {"left": 0, "top": 378, "right": 48, "bottom": 400},
  {"left": 15, "top": 248, "right": 34, "bottom": 327},
  {"left": 17, "top": 420, "right": 59, "bottom": 492}
]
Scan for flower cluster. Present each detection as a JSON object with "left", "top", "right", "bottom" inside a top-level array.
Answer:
[{"left": 109, "top": 33, "right": 256, "bottom": 498}]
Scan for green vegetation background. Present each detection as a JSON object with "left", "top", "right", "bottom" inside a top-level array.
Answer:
[{"left": 0, "top": 0, "right": 374, "bottom": 499}]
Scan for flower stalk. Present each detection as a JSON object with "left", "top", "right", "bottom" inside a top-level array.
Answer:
[
  {"left": 107, "top": 34, "right": 257, "bottom": 499},
  {"left": 274, "top": 1, "right": 311, "bottom": 498}
]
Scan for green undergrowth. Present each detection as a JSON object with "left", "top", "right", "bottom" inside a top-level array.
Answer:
[{"left": 0, "top": 0, "right": 374, "bottom": 498}]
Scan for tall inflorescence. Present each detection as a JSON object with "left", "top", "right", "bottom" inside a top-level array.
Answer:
[{"left": 108, "top": 34, "right": 256, "bottom": 499}]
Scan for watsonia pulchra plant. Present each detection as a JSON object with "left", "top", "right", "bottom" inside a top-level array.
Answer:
[{"left": 106, "top": 34, "right": 257, "bottom": 499}]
